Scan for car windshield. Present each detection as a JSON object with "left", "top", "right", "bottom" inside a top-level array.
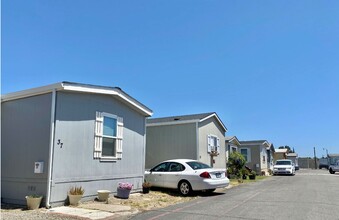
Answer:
[
  {"left": 276, "top": 161, "right": 292, "bottom": 165},
  {"left": 186, "top": 161, "right": 211, "bottom": 170}
]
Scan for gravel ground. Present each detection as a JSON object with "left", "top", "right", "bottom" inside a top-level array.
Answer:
[{"left": 1, "top": 204, "right": 87, "bottom": 220}]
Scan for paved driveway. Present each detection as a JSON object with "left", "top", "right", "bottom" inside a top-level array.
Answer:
[{"left": 131, "top": 169, "right": 339, "bottom": 220}]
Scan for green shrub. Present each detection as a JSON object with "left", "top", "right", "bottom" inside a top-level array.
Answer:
[{"left": 227, "top": 152, "right": 246, "bottom": 179}]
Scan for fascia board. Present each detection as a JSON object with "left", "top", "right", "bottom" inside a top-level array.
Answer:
[
  {"left": 62, "top": 84, "right": 153, "bottom": 116},
  {"left": 199, "top": 113, "right": 227, "bottom": 132},
  {"left": 1, "top": 83, "right": 63, "bottom": 102},
  {"left": 230, "top": 138, "right": 241, "bottom": 146},
  {"left": 2, "top": 82, "right": 153, "bottom": 117},
  {"left": 146, "top": 119, "right": 199, "bottom": 127}
]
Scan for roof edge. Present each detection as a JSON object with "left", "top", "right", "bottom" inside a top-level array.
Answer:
[
  {"left": 1, "top": 82, "right": 63, "bottom": 102},
  {"left": 1, "top": 82, "right": 153, "bottom": 117},
  {"left": 199, "top": 112, "right": 228, "bottom": 132}
]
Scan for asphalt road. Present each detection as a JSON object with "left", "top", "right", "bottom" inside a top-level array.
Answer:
[{"left": 131, "top": 169, "right": 339, "bottom": 220}]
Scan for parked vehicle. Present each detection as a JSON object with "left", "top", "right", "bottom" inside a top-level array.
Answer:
[
  {"left": 329, "top": 161, "right": 339, "bottom": 174},
  {"left": 319, "top": 158, "right": 329, "bottom": 169},
  {"left": 273, "top": 159, "right": 295, "bottom": 176},
  {"left": 145, "top": 159, "right": 229, "bottom": 196}
]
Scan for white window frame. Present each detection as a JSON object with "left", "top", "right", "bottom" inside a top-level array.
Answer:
[
  {"left": 240, "top": 148, "right": 251, "bottom": 163},
  {"left": 261, "top": 147, "right": 267, "bottom": 164},
  {"left": 207, "top": 135, "right": 220, "bottom": 154},
  {"left": 94, "top": 112, "right": 123, "bottom": 161}
]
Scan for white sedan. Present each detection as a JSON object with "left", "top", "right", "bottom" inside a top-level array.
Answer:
[
  {"left": 273, "top": 159, "right": 296, "bottom": 175},
  {"left": 145, "top": 159, "right": 229, "bottom": 196}
]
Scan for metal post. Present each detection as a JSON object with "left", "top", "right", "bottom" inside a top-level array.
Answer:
[{"left": 314, "top": 147, "right": 317, "bottom": 169}]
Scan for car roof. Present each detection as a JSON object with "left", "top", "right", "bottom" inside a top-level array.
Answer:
[
  {"left": 162, "top": 159, "right": 198, "bottom": 163},
  {"left": 276, "top": 159, "right": 292, "bottom": 161}
]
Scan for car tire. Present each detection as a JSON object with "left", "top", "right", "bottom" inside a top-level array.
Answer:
[
  {"left": 329, "top": 168, "right": 335, "bottom": 174},
  {"left": 178, "top": 180, "right": 192, "bottom": 196}
]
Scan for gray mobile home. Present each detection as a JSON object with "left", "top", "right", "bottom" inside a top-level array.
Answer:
[
  {"left": 1, "top": 82, "right": 152, "bottom": 207},
  {"left": 146, "top": 113, "right": 227, "bottom": 169}
]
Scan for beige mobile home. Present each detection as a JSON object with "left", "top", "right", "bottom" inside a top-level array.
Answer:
[
  {"left": 239, "top": 140, "right": 274, "bottom": 175},
  {"left": 225, "top": 136, "right": 240, "bottom": 162},
  {"left": 146, "top": 113, "right": 227, "bottom": 169}
]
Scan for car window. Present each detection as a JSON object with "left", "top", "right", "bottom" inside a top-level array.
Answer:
[
  {"left": 276, "top": 161, "right": 291, "bottom": 165},
  {"left": 152, "top": 162, "right": 170, "bottom": 172},
  {"left": 168, "top": 162, "right": 185, "bottom": 172},
  {"left": 186, "top": 161, "right": 211, "bottom": 170}
]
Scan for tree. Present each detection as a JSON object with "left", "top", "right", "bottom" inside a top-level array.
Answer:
[
  {"left": 227, "top": 152, "right": 246, "bottom": 179},
  {"left": 278, "top": 145, "right": 291, "bottom": 153}
]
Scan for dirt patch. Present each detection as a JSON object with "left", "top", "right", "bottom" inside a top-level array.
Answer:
[{"left": 107, "top": 189, "right": 196, "bottom": 211}]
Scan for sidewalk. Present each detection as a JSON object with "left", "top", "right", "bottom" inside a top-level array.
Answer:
[{"left": 48, "top": 203, "right": 137, "bottom": 220}]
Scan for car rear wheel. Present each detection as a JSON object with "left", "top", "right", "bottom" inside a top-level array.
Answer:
[{"left": 178, "top": 180, "right": 192, "bottom": 196}]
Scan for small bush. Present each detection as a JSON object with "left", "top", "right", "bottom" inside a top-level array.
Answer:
[{"left": 227, "top": 152, "right": 246, "bottom": 179}]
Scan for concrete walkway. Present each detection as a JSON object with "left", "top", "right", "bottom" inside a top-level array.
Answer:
[{"left": 48, "top": 203, "right": 137, "bottom": 220}]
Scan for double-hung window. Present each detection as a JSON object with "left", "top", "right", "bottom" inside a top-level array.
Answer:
[
  {"left": 240, "top": 148, "right": 251, "bottom": 163},
  {"left": 94, "top": 112, "right": 123, "bottom": 160},
  {"left": 207, "top": 135, "right": 220, "bottom": 154},
  {"left": 102, "top": 115, "right": 117, "bottom": 157}
]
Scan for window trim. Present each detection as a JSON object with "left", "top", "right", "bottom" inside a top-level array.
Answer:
[{"left": 207, "top": 134, "right": 220, "bottom": 154}]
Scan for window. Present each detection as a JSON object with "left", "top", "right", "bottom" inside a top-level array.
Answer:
[
  {"left": 240, "top": 148, "right": 251, "bottom": 162},
  {"left": 275, "top": 160, "right": 292, "bottom": 165},
  {"left": 263, "top": 155, "right": 266, "bottom": 163},
  {"left": 232, "top": 147, "right": 237, "bottom": 153},
  {"left": 169, "top": 162, "right": 185, "bottom": 172},
  {"left": 152, "top": 162, "right": 170, "bottom": 172},
  {"left": 94, "top": 112, "right": 123, "bottom": 160},
  {"left": 186, "top": 161, "right": 211, "bottom": 170},
  {"left": 102, "top": 116, "right": 117, "bottom": 157},
  {"left": 207, "top": 135, "right": 220, "bottom": 154}
]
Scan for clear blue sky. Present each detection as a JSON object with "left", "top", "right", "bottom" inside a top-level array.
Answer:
[{"left": 2, "top": 1, "right": 339, "bottom": 157}]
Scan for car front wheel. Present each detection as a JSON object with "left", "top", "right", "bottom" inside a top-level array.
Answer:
[
  {"left": 329, "top": 168, "right": 335, "bottom": 174},
  {"left": 178, "top": 180, "right": 192, "bottom": 196}
]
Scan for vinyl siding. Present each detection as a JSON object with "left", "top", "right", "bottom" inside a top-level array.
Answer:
[
  {"left": 1, "top": 94, "right": 52, "bottom": 205},
  {"left": 145, "top": 123, "right": 197, "bottom": 169},
  {"left": 198, "top": 118, "right": 226, "bottom": 168},
  {"left": 50, "top": 91, "right": 146, "bottom": 205}
]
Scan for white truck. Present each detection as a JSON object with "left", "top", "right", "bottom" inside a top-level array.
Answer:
[{"left": 329, "top": 161, "right": 339, "bottom": 174}]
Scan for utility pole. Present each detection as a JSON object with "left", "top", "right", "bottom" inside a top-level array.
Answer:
[
  {"left": 323, "top": 148, "right": 329, "bottom": 166},
  {"left": 313, "top": 147, "right": 317, "bottom": 169}
]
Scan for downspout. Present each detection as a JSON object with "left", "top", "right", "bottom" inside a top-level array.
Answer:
[
  {"left": 196, "top": 122, "right": 199, "bottom": 160},
  {"left": 46, "top": 89, "right": 57, "bottom": 208},
  {"left": 142, "top": 118, "right": 147, "bottom": 181}
]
